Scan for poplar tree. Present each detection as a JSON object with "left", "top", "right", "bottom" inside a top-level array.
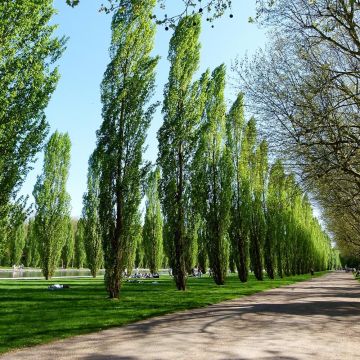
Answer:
[
  {"left": 74, "top": 219, "right": 87, "bottom": 269},
  {"left": 158, "top": 15, "right": 206, "bottom": 290},
  {"left": 232, "top": 118, "right": 257, "bottom": 282},
  {"left": 266, "top": 160, "right": 286, "bottom": 278},
  {"left": 250, "top": 140, "right": 268, "bottom": 280},
  {"left": 143, "top": 168, "right": 163, "bottom": 274},
  {"left": 83, "top": 153, "right": 103, "bottom": 278},
  {"left": 33, "top": 132, "right": 71, "bottom": 280},
  {"left": 96, "top": 0, "right": 158, "bottom": 298},
  {"left": 194, "top": 64, "right": 232, "bottom": 285},
  {"left": 61, "top": 218, "right": 75, "bottom": 268},
  {"left": 226, "top": 93, "right": 250, "bottom": 282},
  {"left": 25, "top": 219, "right": 41, "bottom": 268},
  {"left": 0, "top": 1, "right": 65, "bottom": 239}
]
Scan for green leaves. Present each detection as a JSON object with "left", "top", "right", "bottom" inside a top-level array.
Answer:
[
  {"left": 96, "top": 0, "right": 158, "bottom": 298},
  {"left": 158, "top": 15, "right": 202, "bottom": 291},
  {"left": 33, "top": 132, "right": 72, "bottom": 279},
  {"left": 0, "top": 0, "right": 65, "bottom": 246}
]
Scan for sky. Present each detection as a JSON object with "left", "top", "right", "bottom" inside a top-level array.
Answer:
[{"left": 20, "top": 0, "right": 267, "bottom": 218}]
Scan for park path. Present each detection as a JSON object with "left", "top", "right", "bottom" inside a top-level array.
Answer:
[{"left": 2, "top": 272, "right": 360, "bottom": 360}]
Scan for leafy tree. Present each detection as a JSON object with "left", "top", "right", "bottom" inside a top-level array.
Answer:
[
  {"left": 61, "top": 218, "right": 75, "bottom": 268},
  {"left": 266, "top": 160, "right": 286, "bottom": 278},
  {"left": 226, "top": 93, "right": 251, "bottom": 282},
  {"left": 33, "top": 132, "right": 71, "bottom": 280},
  {"left": 249, "top": 140, "right": 268, "bottom": 280},
  {"left": 143, "top": 168, "right": 163, "bottom": 274},
  {"left": 237, "top": 0, "right": 360, "bottom": 256},
  {"left": 96, "top": 0, "right": 158, "bottom": 298},
  {"left": 82, "top": 153, "right": 104, "bottom": 278},
  {"left": 23, "top": 219, "right": 38, "bottom": 267},
  {"left": 74, "top": 219, "right": 87, "bottom": 269},
  {"left": 0, "top": 1, "right": 65, "bottom": 243},
  {"left": 158, "top": 15, "right": 207, "bottom": 290},
  {"left": 194, "top": 64, "right": 232, "bottom": 285}
]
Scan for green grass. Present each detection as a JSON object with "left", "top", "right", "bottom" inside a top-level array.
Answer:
[{"left": 0, "top": 271, "right": 326, "bottom": 354}]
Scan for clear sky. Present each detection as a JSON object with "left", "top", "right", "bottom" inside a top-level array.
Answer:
[{"left": 21, "top": 0, "right": 267, "bottom": 218}]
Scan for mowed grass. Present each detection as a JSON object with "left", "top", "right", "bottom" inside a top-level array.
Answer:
[{"left": 0, "top": 272, "right": 326, "bottom": 354}]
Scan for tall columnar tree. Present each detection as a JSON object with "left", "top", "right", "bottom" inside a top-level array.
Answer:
[
  {"left": 96, "top": 0, "right": 158, "bottom": 298},
  {"left": 83, "top": 153, "right": 104, "bottom": 278},
  {"left": 250, "top": 140, "right": 268, "bottom": 280},
  {"left": 158, "top": 15, "right": 208, "bottom": 290},
  {"left": 33, "top": 132, "right": 71, "bottom": 280},
  {"left": 74, "top": 218, "right": 87, "bottom": 269},
  {"left": 143, "top": 168, "right": 163, "bottom": 274},
  {"left": 266, "top": 159, "right": 286, "bottom": 279},
  {"left": 194, "top": 64, "right": 232, "bottom": 285},
  {"left": 234, "top": 118, "right": 257, "bottom": 281},
  {"left": 24, "top": 218, "right": 41, "bottom": 268},
  {"left": 0, "top": 1, "right": 65, "bottom": 246},
  {"left": 61, "top": 218, "right": 75, "bottom": 268},
  {"left": 226, "top": 93, "right": 250, "bottom": 282}
]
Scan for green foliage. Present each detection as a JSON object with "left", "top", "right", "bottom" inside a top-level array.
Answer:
[
  {"left": 74, "top": 219, "right": 87, "bottom": 269},
  {"left": 33, "top": 132, "right": 71, "bottom": 279},
  {"left": 143, "top": 169, "right": 163, "bottom": 274},
  {"left": 61, "top": 218, "right": 75, "bottom": 268},
  {"left": 158, "top": 15, "right": 206, "bottom": 290},
  {"left": 249, "top": 139, "right": 268, "bottom": 280},
  {"left": 96, "top": 0, "right": 158, "bottom": 298},
  {"left": 82, "top": 153, "right": 103, "bottom": 278},
  {"left": 23, "top": 219, "right": 40, "bottom": 268},
  {"left": 0, "top": 0, "right": 66, "bottom": 239},
  {"left": 193, "top": 64, "right": 232, "bottom": 285},
  {"left": 226, "top": 93, "right": 250, "bottom": 282}
]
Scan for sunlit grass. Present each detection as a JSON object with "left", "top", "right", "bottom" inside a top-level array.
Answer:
[{"left": 0, "top": 271, "right": 326, "bottom": 354}]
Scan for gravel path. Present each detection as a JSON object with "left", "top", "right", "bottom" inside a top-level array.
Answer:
[{"left": 2, "top": 272, "right": 360, "bottom": 360}]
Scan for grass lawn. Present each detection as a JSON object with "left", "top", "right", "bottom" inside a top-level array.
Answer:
[{"left": 0, "top": 271, "right": 326, "bottom": 354}]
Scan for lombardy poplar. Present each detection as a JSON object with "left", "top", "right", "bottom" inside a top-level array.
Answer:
[
  {"left": 0, "top": 1, "right": 65, "bottom": 242},
  {"left": 33, "top": 132, "right": 71, "bottom": 280},
  {"left": 266, "top": 160, "right": 287, "bottom": 279},
  {"left": 74, "top": 219, "right": 87, "bottom": 269},
  {"left": 82, "top": 153, "right": 104, "bottom": 278},
  {"left": 250, "top": 140, "right": 268, "bottom": 280},
  {"left": 143, "top": 169, "right": 163, "bottom": 274},
  {"left": 194, "top": 64, "right": 232, "bottom": 285},
  {"left": 96, "top": 0, "right": 158, "bottom": 298},
  {"left": 226, "top": 94, "right": 250, "bottom": 282},
  {"left": 158, "top": 15, "right": 206, "bottom": 290}
]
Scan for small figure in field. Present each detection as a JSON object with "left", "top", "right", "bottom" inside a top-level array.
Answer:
[{"left": 310, "top": 268, "right": 314, "bottom": 276}]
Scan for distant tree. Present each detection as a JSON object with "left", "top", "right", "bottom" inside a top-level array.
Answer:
[
  {"left": 33, "top": 132, "right": 71, "bottom": 279},
  {"left": 158, "top": 15, "right": 207, "bottom": 290},
  {"left": 143, "top": 168, "right": 163, "bottom": 274},
  {"left": 74, "top": 219, "right": 87, "bottom": 269},
  {"left": 226, "top": 93, "right": 251, "bottom": 283},
  {"left": 95, "top": 0, "right": 158, "bottom": 298},
  {"left": 0, "top": 1, "right": 66, "bottom": 245},
  {"left": 24, "top": 218, "right": 41, "bottom": 268},
  {"left": 194, "top": 64, "right": 232, "bottom": 285},
  {"left": 134, "top": 226, "right": 145, "bottom": 268},
  {"left": 61, "top": 218, "right": 75, "bottom": 268},
  {"left": 266, "top": 160, "right": 286, "bottom": 279},
  {"left": 83, "top": 153, "right": 103, "bottom": 278},
  {"left": 249, "top": 139, "right": 268, "bottom": 280}
]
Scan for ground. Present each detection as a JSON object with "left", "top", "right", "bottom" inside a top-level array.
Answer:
[{"left": 1, "top": 272, "right": 359, "bottom": 359}]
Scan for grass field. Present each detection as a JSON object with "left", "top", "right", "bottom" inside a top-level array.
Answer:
[{"left": 0, "top": 272, "right": 326, "bottom": 354}]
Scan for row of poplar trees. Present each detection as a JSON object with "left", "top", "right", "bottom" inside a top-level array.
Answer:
[
  {"left": 1, "top": 1, "right": 338, "bottom": 298},
  {"left": 84, "top": 1, "right": 336, "bottom": 298}
]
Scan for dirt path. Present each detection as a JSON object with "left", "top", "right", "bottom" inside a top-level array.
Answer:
[{"left": 2, "top": 272, "right": 360, "bottom": 360}]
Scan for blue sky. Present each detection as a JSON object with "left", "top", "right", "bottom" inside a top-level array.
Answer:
[{"left": 21, "top": 0, "right": 267, "bottom": 218}]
